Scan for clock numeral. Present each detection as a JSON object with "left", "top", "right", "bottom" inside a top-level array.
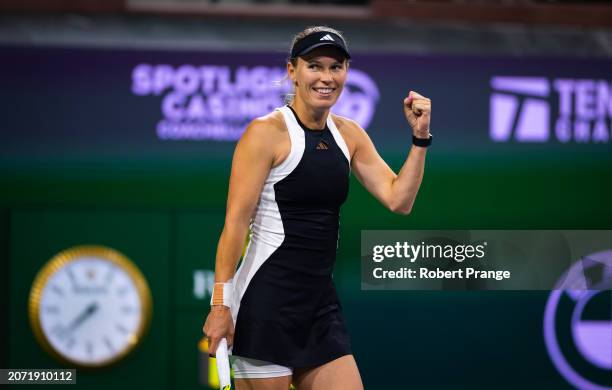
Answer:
[
  {"left": 43, "top": 305, "right": 60, "bottom": 314},
  {"left": 103, "top": 336, "right": 114, "bottom": 352},
  {"left": 105, "top": 267, "right": 116, "bottom": 284},
  {"left": 120, "top": 306, "right": 136, "bottom": 315},
  {"left": 51, "top": 285, "right": 64, "bottom": 296},
  {"left": 66, "top": 337, "right": 76, "bottom": 350},
  {"left": 116, "top": 323, "right": 129, "bottom": 335},
  {"left": 86, "top": 268, "right": 97, "bottom": 280},
  {"left": 50, "top": 324, "right": 67, "bottom": 340},
  {"left": 116, "top": 286, "right": 129, "bottom": 297},
  {"left": 67, "top": 266, "right": 78, "bottom": 286}
]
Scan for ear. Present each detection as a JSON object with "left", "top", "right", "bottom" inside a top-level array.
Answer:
[{"left": 287, "top": 61, "right": 296, "bottom": 85}]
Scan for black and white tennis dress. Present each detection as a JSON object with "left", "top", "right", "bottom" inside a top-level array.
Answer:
[{"left": 230, "top": 105, "right": 353, "bottom": 368}]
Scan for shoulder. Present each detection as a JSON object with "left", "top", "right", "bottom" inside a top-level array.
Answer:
[
  {"left": 243, "top": 110, "right": 287, "bottom": 138},
  {"left": 239, "top": 110, "right": 288, "bottom": 148},
  {"left": 237, "top": 110, "right": 289, "bottom": 167},
  {"left": 330, "top": 113, "right": 368, "bottom": 155},
  {"left": 331, "top": 113, "right": 367, "bottom": 137}
]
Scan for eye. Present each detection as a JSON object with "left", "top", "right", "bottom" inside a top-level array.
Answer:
[{"left": 308, "top": 63, "right": 319, "bottom": 69}]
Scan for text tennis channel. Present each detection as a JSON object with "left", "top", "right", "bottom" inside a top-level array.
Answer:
[{"left": 371, "top": 242, "right": 511, "bottom": 281}]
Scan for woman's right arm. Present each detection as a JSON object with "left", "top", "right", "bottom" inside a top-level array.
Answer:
[{"left": 203, "top": 117, "right": 279, "bottom": 355}]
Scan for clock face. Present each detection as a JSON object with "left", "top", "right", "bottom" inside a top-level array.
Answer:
[{"left": 30, "top": 247, "right": 152, "bottom": 367}]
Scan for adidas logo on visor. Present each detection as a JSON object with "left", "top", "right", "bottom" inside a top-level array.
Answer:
[{"left": 320, "top": 34, "right": 335, "bottom": 41}]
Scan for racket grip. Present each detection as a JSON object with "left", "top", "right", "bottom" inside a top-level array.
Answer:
[{"left": 216, "top": 338, "right": 231, "bottom": 390}]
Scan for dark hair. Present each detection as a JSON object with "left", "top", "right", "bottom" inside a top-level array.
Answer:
[{"left": 288, "top": 26, "right": 349, "bottom": 67}]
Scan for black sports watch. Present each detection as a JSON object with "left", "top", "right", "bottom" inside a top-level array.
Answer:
[{"left": 412, "top": 133, "right": 433, "bottom": 147}]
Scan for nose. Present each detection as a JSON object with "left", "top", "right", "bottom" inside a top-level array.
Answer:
[{"left": 321, "top": 69, "right": 333, "bottom": 83}]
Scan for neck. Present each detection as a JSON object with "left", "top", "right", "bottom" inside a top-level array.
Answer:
[{"left": 290, "top": 99, "right": 328, "bottom": 130}]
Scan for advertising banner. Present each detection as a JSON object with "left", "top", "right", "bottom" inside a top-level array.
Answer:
[{"left": 1, "top": 45, "right": 611, "bottom": 161}]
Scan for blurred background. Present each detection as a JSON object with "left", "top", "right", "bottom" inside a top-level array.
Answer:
[{"left": 2, "top": 0, "right": 612, "bottom": 389}]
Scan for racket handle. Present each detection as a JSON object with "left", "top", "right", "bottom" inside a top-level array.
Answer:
[{"left": 216, "top": 338, "right": 231, "bottom": 390}]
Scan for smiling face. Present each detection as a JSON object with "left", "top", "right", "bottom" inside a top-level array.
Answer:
[{"left": 287, "top": 46, "right": 349, "bottom": 112}]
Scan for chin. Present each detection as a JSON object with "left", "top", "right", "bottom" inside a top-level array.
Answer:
[
  {"left": 315, "top": 101, "right": 335, "bottom": 110},
  {"left": 310, "top": 96, "right": 339, "bottom": 110}
]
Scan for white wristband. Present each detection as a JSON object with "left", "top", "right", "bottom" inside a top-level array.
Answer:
[{"left": 210, "top": 280, "right": 233, "bottom": 308}]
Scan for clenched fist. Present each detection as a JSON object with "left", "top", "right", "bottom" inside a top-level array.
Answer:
[{"left": 403, "top": 91, "right": 431, "bottom": 139}]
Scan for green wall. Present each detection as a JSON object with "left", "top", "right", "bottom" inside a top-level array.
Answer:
[{"left": 4, "top": 147, "right": 611, "bottom": 389}]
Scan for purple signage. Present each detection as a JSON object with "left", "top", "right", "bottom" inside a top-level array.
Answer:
[
  {"left": 544, "top": 250, "right": 612, "bottom": 389},
  {"left": 491, "top": 76, "right": 612, "bottom": 144},
  {"left": 2, "top": 45, "right": 611, "bottom": 160},
  {"left": 131, "top": 63, "right": 379, "bottom": 141}
]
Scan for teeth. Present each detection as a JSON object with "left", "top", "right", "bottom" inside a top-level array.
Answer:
[{"left": 315, "top": 88, "right": 333, "bottom": 94}]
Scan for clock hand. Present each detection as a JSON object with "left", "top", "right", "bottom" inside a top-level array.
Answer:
[{"left": 65, "top": 302, "right": 99, "bottom": 334}]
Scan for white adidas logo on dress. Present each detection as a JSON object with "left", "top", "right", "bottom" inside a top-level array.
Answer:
[{"left": 320, "top": 34, "right": 335, "bottom": 41}]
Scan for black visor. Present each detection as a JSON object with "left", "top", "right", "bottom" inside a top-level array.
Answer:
[{"left": 290, "top": 31, "right": 350, "bottom": 59}]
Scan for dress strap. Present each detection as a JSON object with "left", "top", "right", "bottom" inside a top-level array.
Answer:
[{"left": 326, "top": 114, "right": 351, "bottom": 164}]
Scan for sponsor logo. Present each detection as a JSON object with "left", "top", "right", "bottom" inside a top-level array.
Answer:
[
  {"left": 131, "top": 64, "right": 379, "bottom": 141},
  {"left": 490, "top": 76, "right": 612, "bottom": 143},
  {"left": 334, "top": 69, "right": 380, "bottom": 130},
  {"left": 543, "top": 250, "right": 612, "bottom": 389}
]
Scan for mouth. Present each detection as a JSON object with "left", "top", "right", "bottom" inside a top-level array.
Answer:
[{"left": 313, "top": 87, "right": 335, "bottom": 97}]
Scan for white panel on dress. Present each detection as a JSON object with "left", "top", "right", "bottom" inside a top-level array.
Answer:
[
  {"left": 230, "top": 107, "right": 305, "bottom": 331},
  {"left": 327, "top": 115, "right": 351, "bottom": 164}
]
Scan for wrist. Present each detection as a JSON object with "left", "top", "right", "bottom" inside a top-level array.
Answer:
[
  {"left": 211, "top": 305, "right": 231, "bottom": 312},
  {"left": 413, "top": 129, "right": 430, "bottom": 139},
  {"left": 412, "top": 133, "right": 432, "bottom": 147},
  {"left": 210, "top": 280, "right": 233, "bottom": 308}
]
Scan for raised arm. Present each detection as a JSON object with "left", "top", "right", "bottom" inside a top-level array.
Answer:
[
  {"left": 351, "top": 91, "right": 431, "bottom": 215},
  {"left": 203, "top": 117, "right": 280, "bottom": 353}
]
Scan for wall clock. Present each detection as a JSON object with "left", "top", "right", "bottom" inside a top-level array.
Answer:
[{"left": 29, "top": 245, "right": 152, "bottom": 368}]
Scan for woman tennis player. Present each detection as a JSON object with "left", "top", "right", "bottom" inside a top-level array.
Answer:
[{"left": 203, "top": 26, "right": 432, "bottom": 390}]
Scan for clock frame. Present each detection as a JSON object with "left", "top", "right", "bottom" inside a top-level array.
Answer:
[{"left": 28, "top": 245, "right": 153, "bottom": 369}]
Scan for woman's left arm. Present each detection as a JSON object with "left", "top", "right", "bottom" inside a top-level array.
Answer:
[{"left": 351, "top": 91, "right": 431, "bottom": 215}]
